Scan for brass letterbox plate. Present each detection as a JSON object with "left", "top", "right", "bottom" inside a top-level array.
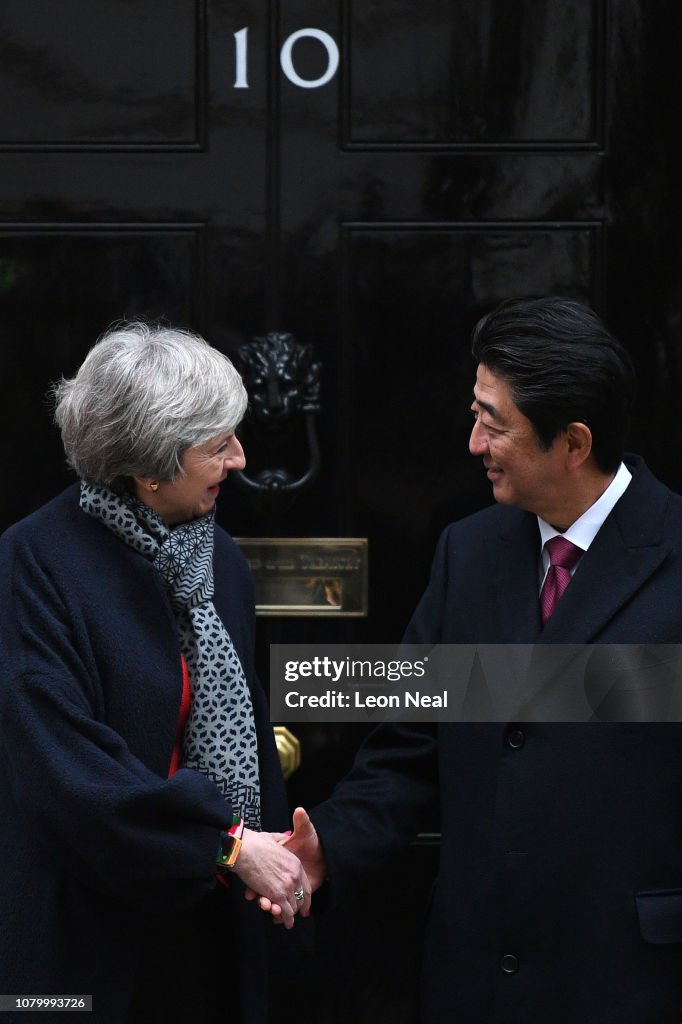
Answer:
[{"left": 234, "top": 538, "right": 368, "bottom": 617}]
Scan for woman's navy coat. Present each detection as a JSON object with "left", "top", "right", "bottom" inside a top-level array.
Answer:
[{"left": 0, "top": 485, "right": 291, "bottom": 1021}]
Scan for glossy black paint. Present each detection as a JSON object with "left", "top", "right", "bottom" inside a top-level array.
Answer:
[{"left": 1, "top": 3, "right": 681, "bottom": 1021}]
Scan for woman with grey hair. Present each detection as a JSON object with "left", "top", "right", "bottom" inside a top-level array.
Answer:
[{"left": 0, "top": 323, "right": 310, "bottom": 1023}]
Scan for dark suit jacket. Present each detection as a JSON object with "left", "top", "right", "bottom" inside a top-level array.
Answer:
[{"left": 312, "top": 456, "right": 682, "bottom": 1024}]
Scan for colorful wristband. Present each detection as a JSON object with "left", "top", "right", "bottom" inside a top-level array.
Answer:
[{"left": 216, "top": 815, "right": 245, "bottom": 871}]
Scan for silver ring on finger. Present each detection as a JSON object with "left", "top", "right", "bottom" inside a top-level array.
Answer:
[{"left": 294, "top": 887, "right": 305, "bottom": 907}]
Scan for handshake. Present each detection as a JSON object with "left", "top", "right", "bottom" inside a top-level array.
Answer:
[{"left": 230, "top": 807, "right": 327, "bottom": 929}]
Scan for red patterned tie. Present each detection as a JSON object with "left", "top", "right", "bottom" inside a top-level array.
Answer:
[{"left": 540, "top": 536, "right": 583, "bottom": 624}]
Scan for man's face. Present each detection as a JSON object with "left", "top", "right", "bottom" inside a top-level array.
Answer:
[{"left": 469, "top": 363, "right": 568, "bottom": 517}]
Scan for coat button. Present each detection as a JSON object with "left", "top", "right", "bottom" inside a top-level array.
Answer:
[
  {"left": 507, "top": 728, "right": 525, "bottom": 749},
  {"left": 500, "top": 954, "right": 519, "bottom": 975}
]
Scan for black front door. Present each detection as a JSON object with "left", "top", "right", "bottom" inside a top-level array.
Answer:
[{"left": 1, "top": 3, "right": 681, "bottom": 1020}]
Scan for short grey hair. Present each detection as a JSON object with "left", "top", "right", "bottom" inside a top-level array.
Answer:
[{"left": 53, "top": 321, "right": 248, "bottom": 488}]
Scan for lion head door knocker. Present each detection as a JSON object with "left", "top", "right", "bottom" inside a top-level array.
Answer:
[{"left": 233, "top": 332, "right": 321, "bottom": 505}]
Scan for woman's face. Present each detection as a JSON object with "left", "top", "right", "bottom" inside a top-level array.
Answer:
[{"left": 135, "top": 432, "right": 246, "bottom": 525}]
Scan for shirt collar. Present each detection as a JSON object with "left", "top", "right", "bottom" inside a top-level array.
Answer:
[{"left": 537, "top": 461, "right": 632, "bottom": 554}]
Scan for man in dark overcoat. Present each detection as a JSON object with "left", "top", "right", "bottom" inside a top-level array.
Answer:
[{"left": 280, "top": 297, "right": 682, "bottom": 1023}]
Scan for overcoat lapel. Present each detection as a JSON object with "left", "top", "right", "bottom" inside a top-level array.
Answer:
[
  {"left": 492, "top": 509, "right": 543, "bottom": 643},
  {"left": 540, "top": 458, "right": 672, "bottom": 643}
]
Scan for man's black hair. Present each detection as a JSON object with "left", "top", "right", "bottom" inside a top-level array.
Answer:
[{"left": 471, "top": 296, "right": 636, "bottom": 473}]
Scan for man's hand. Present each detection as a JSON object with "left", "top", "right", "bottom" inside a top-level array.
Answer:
[
  {"left": 232, "top": 827, "right": 311, "bottom": 928},
  {"left": 282, "top": 806, "right": 327, "bottom": 890},
  {"left": 244, "top": 807, "right": 327, "bottom": 922}
]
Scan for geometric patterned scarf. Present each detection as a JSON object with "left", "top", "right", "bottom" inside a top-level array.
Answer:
[{"left": 79, "top": 482, "right": 261, "bottom": 829}]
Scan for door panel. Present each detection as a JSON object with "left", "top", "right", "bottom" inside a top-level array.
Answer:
[
  {"left": 342, "top": 222, "right": 601, "bottom": 635},
  {"left": 0, "top": 3, "right": 202, "bottom": 147},
  {"left": 345, "top": 0, "right": 601, "bottom": 146},
  {"left": 0, "top": 225, "right": 205, "bottom": 530}
]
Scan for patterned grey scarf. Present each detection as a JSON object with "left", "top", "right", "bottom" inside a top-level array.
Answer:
[{"left": 80, "top": 482, "right": 261, "bottom": 829}]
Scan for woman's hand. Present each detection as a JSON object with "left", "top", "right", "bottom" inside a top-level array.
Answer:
[
  {"left": 233, "top": 827, "right": 311, "bottom": 929},
  {"left": 244, "top": 807, "right": 327, "bottom": 922}
]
